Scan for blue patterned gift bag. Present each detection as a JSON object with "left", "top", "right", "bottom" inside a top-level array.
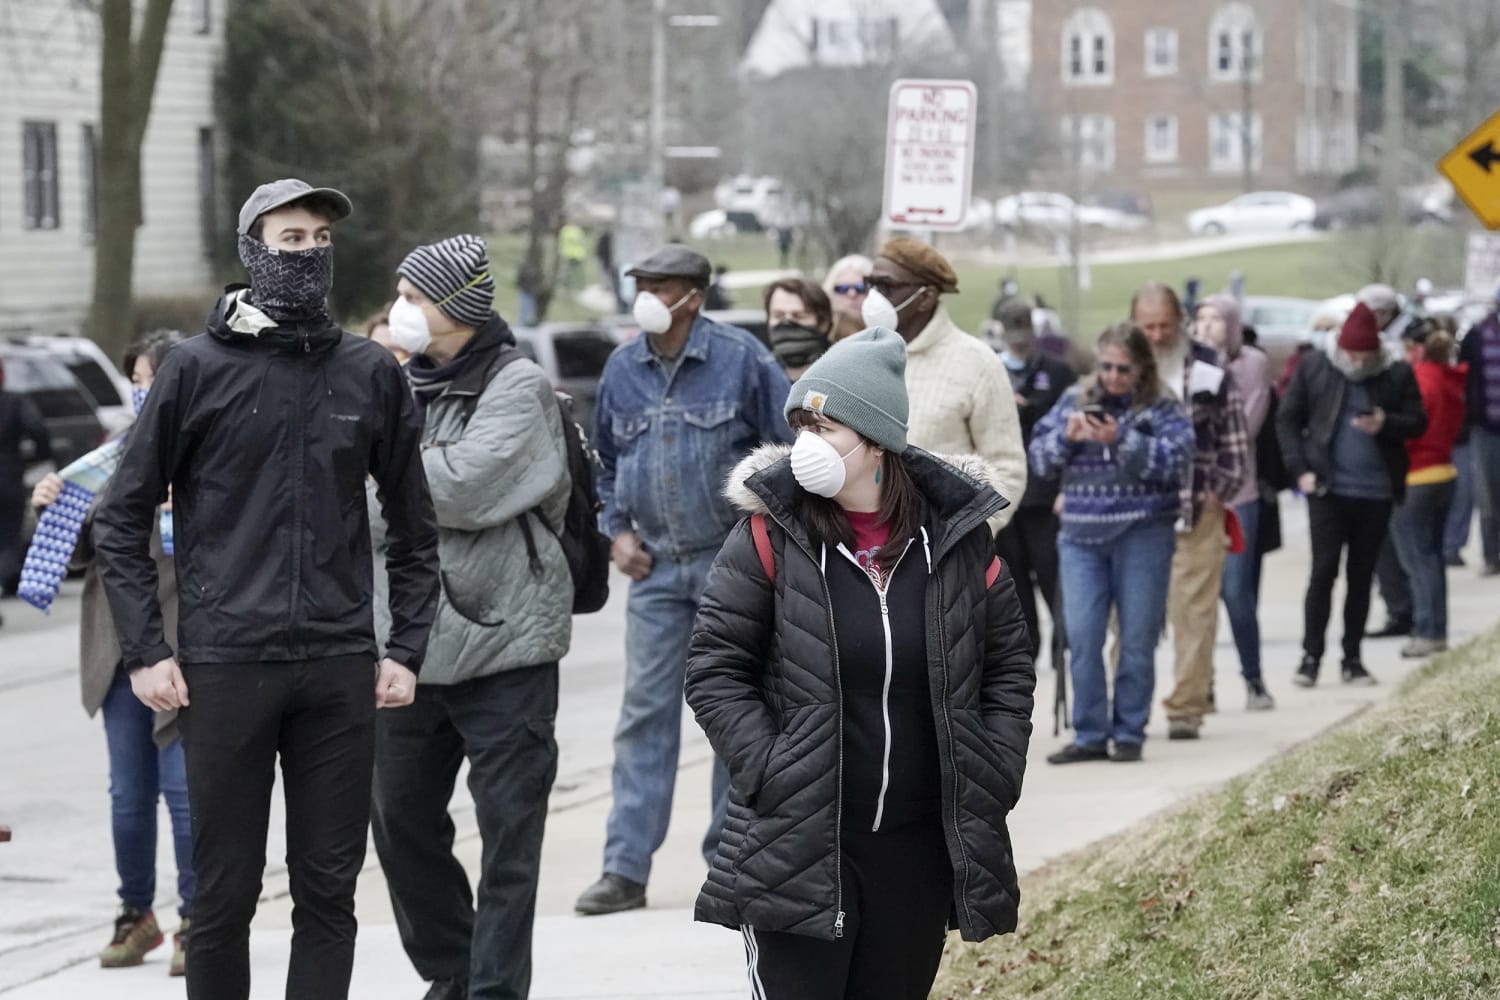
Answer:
[{"left": 17, "top": 439, "right": 126, "bottom": 614}]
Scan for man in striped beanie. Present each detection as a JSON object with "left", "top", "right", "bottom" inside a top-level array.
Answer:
[{"left": 372, "top": 235, "right": 575, "bottom": 999}]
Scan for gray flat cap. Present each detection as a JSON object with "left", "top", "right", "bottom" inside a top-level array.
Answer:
[
  {"left": 237, "top": 178, "right": 353, "bottom": 236},
  {"left": 625, "top": 243, "right": 712, "bottom": 288}
]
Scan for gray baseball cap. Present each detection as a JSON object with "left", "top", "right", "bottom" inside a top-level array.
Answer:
[{"left": 237, "top": 178, "right": 353, "bottom": 236}]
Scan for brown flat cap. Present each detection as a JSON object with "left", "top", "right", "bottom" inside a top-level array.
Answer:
[{"left": 877, "top": 237, "right": 959, "bottom": 294}]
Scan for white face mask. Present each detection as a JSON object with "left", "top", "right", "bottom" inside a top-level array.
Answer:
[
  {"left": 633, "top": 290, "right": 695, "bottom": 335},
  {"left": 388, "top": 296, "right": 432, "bottom": 355},
  {"left": 860, "top": 286, "right": 924, "bottom": 331},
  {"left": 791, "top": 430, "right": 865, "bottom": 499}
]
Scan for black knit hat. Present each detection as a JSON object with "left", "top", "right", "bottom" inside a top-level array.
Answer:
[{"left": 398, "top": 234, "right": 496, "bottom": 328}]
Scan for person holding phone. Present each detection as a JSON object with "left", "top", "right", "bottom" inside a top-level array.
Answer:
[
  {"left": 1276, "top": 303, "right": 1427, "bottom": 688},
  {"left": 1030, "top": 323, "right": 1194, "bottom": 763}
]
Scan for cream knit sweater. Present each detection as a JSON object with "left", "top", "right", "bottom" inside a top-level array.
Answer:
[{"left": 904, "top": 307, "right": 1027, "bottom": 531}]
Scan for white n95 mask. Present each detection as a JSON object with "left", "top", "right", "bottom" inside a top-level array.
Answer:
[
  {"left": 791, "top": 430, "right": 864, "bottom": 498},
  {"left": 860, "top": 287, "right": 924, "bottom": 331},
  {"left": 388, "top": 296, "right": 432, "bottom": 355}
]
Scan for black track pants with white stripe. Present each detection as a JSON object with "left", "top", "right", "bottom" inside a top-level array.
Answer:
[{"left": 740, "top": 818, "right": 951, "bottom": 1000}]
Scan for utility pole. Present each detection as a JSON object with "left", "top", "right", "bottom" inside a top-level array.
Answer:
[
  {"left": 649, "top": 0, "right": 666, "bottom": 197},
  {"left": 1378, "top": 0, "right": 1406, "bottom": 252}
]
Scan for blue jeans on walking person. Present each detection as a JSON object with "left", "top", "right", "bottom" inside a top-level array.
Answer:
[
  {"left": 1444, "top": 440, "right": 1474, "bottom": 559},
  {"left": 1390, "top": 480, "right": 1456, "bottom": 641},
  {"left": 604, "top": 548, "right": 730, "bottom": 885},
  {"left": 101, "top": 666, "right": 194, "bottom": 918},
  {"left": 1058, "top": 518, "right": 1176, "bottom": 750},
  {"left": 1220, "top": 498, "right": 1263, "bottom": 683},
  {"left": 1472, "top": 428, "right": 1500, "bottom": 567}
]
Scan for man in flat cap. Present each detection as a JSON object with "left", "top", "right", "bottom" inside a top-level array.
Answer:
[
  {"left": 576, "top": 243, "right": 792, "bottom": 916},
  {"left": 865, "top": 237, "right": 1027, "bottom": 531},
  {"left": 95, "top": 179, "right": 440, "bottom": 1000}
]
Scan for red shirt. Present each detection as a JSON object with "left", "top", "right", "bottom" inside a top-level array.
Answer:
[{"left": 843, "top": 509, "right": 892, "bottom": 580}]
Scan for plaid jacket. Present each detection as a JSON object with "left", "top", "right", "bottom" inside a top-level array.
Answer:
[{"left": 1174, "top": 341, "right": 1250, "bottom": 529}]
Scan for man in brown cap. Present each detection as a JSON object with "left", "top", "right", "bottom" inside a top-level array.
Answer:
[{"left": 865, "top": 237, "right": 1026, "bottom": 529}]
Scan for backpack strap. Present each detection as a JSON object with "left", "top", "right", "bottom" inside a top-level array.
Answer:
[
  {"left": 751, "top": 514, "right": 775, "bottom": 582},
  {"left": 985, "top": 556, "right": 1003, "bottom": 590}
]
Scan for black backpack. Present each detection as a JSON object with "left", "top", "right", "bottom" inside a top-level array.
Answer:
[{"left": 471, "top": 346, "right": 612, "bottom": 614}]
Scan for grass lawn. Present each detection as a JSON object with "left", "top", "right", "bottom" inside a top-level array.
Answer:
[
  {"left": 486, "top": 226, "right": 1468, "bottom": 341},
  {"left": 932, "top": 625, "right": 1500, "bottom": 1000}
]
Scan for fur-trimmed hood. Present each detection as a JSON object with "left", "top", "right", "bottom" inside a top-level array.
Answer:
[{"left": 723, "top": 443, "right": 1008, "bottom": 561}]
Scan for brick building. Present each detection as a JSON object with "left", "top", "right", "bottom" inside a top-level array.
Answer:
[{"left": 1030, "top": 0, "right": 1360, "bottom": 190}]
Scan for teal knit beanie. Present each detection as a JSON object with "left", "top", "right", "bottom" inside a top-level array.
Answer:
[{"left": 784, "top": 326, "right": 909, "bottom": 454}]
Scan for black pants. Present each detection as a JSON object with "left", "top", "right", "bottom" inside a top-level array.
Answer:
[
  {"left": 1374, "top": 528, "right": 1412, "bottom": 625},
  {"left": 995, "top": 506, "right": 1061, "bottom": 658},
  {"left": 743, "top": 819, "right": 952, "bottom": 1000},
  {"left": 371, "top": 663, "right": 559, "bottom": 1000},
  {"left": 1304, "top": 495, "right": 1393, "bottom": 663},
  {"left": 177, "top": 656, "right": 377, "bottom": 1000}
]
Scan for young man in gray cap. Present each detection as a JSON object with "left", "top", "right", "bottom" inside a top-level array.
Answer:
[
  {"left": 94, "top": 179, "right": 440, "bottom": 1000},
  {"left": 576, "top": 243, "right": 793, "bottom": 915},
  {"left": 369, "top": 235, "right": 572, "bottom": 1000}
]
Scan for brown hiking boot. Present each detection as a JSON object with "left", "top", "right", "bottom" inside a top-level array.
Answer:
[
  {"left": 169, "top": 920, "right": 189, "bottom": 977},
  {"left": 99, "top": 908, "right": 163, "bottom": 968}
]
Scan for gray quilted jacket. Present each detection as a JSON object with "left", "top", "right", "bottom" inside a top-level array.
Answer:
[
  {"left": 686, "top": 444, "right": 1035, "bottom": 943},
  {"left": 372, "top": 350, "right": 571, "bottom": 685}
]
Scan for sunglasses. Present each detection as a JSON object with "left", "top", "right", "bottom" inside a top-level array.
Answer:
[
  {"left": 833, "top": 283, "right": 868, "bottom": 296},
  {"left": 1097, "top": 362, "right": 1134, "bottom": 375}
]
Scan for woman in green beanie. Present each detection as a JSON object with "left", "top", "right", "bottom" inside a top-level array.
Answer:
[{"left": 685, "top": 328, "right": 1036, "bottom": 998}]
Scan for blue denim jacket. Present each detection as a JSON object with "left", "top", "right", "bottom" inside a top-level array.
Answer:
[{"left": 593, "top": 315, "right": 793, "bottom": 558}]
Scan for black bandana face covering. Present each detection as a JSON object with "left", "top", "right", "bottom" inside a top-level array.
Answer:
[{"left": 237, "top": 233, "right": 334, "bottom": 323}]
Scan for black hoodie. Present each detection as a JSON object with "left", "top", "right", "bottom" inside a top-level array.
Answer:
[{"left": 94, "top": 287, "right": 440, "bottom": 672}]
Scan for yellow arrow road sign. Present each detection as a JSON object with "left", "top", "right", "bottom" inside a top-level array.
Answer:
[{"left": 1440, "top": 107, "right": 1500, "bottom": 230}]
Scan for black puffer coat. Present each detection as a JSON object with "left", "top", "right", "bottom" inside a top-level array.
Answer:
[{"left": 686, "top": 444, "right": 1035, "bottom": 943}]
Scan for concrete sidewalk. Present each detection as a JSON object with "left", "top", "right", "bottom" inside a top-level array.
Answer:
[{"left": 10, "top": 501, "right": 1500, "bottom": 998}]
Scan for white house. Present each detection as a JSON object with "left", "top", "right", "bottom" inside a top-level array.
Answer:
[
  {"left": 742, "top": 0, "right": 1031, "bottom": 87},
  {"left": 0, "top": 0, "right": 224, "bottom": 336}
]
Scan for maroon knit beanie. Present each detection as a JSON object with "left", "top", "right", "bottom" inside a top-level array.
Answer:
[{"left": 1338, "top": 302, "right": 1381, "bottom": 352}]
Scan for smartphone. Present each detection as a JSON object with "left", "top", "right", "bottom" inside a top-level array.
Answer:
[
  {"left": 1355, "top": 408, "right": 1375, "bottom": 418},
  {"left": 1081, "top": 403, "right": 1108, "bottom": 423}
]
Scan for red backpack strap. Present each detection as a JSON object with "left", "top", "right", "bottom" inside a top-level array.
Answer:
[
  {"left": 751, "top": 514, "right": 775, "bottom": 582},
  {"left": 985, "top": 556, "right": 1003, "bottom": 590}
]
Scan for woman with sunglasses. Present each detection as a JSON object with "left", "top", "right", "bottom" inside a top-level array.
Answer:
[
  {"left": 1029, "top": 322, "right": 1194, "bottom": 764},
  {"left": 821, "top": 254, "right": 873, "bottom": 324}
]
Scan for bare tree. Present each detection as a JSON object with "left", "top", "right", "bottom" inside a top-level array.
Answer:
[{"left": 88, "top": 0, "right": 175, "bottom": 361}]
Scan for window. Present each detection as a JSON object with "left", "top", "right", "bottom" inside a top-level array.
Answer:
[
  {"left": 22, "top": 122, "right": 60, "bottom": 230},
  {"left": 1060, "top": 114, "right": 1115, "bottom": 171},
  {"left": 81, "top": 125, "right": 98, "bottom": 242},
  {"left": 1145, "top": 28, "right": 1178, "bottom": 76},
  {"left": 1145, "top": 113, "right": 1178, "bottom": 163},
  {"left": 1209, "top": 3, "right": 1261, "bottom": 80},
  {"left": 810, "top": 16, "right": 898, "bottom": 63},
  {"left": 197, "top": 127, "right": 218, "bottom": 253},
  {"left": 1061, "top": 8, "right": 1113, "bottom": 85},
  {"left": 1209, "top": 112, "right": 1263, "bottom": 173},
  {"left": 63, "top": 357, "right": 125, "bottom": 408},
  {"left": 194, "top": 0, "right": 211, "bottom": 34},
  {"left": 554, "top": 330, "right": 619, "bottom": 380}
]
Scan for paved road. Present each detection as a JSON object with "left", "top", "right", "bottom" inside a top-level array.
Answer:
[{"left": 4, "top": 499, "right": 1498, "bottom": 997}]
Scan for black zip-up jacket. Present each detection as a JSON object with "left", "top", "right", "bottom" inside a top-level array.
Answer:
[
  {"left": 1275, "top": 345, "right": 1427, "bottom": 503},
  {"left": 1008, "top": 352, "right": 1077, "bottom": 508},
  {"left": 686, "top": 444, "right": 1035, "bottom": 943},
  {"left": 1459, "top": 311, "right": 1500, "bottom": 432},
  {"left": 94, "top": 288, "right": 440, "bottom": 672}
]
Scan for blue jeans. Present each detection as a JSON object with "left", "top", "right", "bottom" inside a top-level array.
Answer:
[
  {"left": 1473, "top": 428, "right": 1500, "bottom": 566},
  {"left": 1220, "top": 499, "right": 1263, "bottom": 682},
  {"left": 101, "top": 667, "right": 194, "bottom": 917},
  {"left": 1444, "top": 440, "right": 1474, "bottom": 558},
  {"left": 1391, "top": 480, "right": 1455, "bottom": 640},
  {"left": 604, "top": 549, "right": 730, "bottom": 885},
  {"left": 1058, "top": 518, "right": 1176, "bottom": 749}
]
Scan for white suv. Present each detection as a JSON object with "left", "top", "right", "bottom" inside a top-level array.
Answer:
[{"left": 26, "top": 334, "right": 135, "bottom": 435}]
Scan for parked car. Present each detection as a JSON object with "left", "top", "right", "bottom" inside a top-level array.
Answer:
[
  {"left": 26, "top": 334, "right": 134, "bottom": 435},
  {"left": 511, "top": 322, "right": 627, "bottom": 433},
  {"left": 689, "top": 209, "right": 739, "bottom": 240},
  {"left": 0, "top": 342, "right": 107, "bottom": 472},
  {"left": 994, "top": 191, "right": 1147, "bottom": 234},
  {"left": 1238, "top": 296, "right": 1320, "bottom": 377},
  {"left": 1186, "top": 192, "right": 1316, "bottom": 235},
  {"left": 703, "top": 309, "right": 770, "bottom": 349},
  {"left": 1311, "top": 186, "right": 1445, "bottom": 231},
  {"left": 1086, "top": 190, "right": 1153, "bottom": 221}
]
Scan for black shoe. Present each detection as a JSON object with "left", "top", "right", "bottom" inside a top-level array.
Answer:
[
  {"left": 1341, "top": 659, "right": 1377, "bottom": 687},
  {"left": 1109, "top": 742, "right": 1143, "bottom": 762},
  {"left": 575, "top": 873, "right": 647, "bottom": 915},
  {"left": 1484, "top": 562, "right": 1500, "bottom": 578},
  {"left": 422, "top": 980, "right": 468, "bottom": 1000},
  {"left": 1366, "top": 619, "right": 1412, "bottom": 639},
  {"left": 1167, "top": 720, "right": 1201, "bottom": 740},
  {"left": 1046, "top": 743, "right": 1109, "bottom": 765},
  {"left": 1292, "top": 655, "right": 1319, "bottom": 688},
  {"left": 1445, "top": 552, "right": 1465, "bottom": 568}
]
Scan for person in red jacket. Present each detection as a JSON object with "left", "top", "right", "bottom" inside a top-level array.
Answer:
[{"left": 1392, "top": 323, "right": 1466, "bottom": 657}]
